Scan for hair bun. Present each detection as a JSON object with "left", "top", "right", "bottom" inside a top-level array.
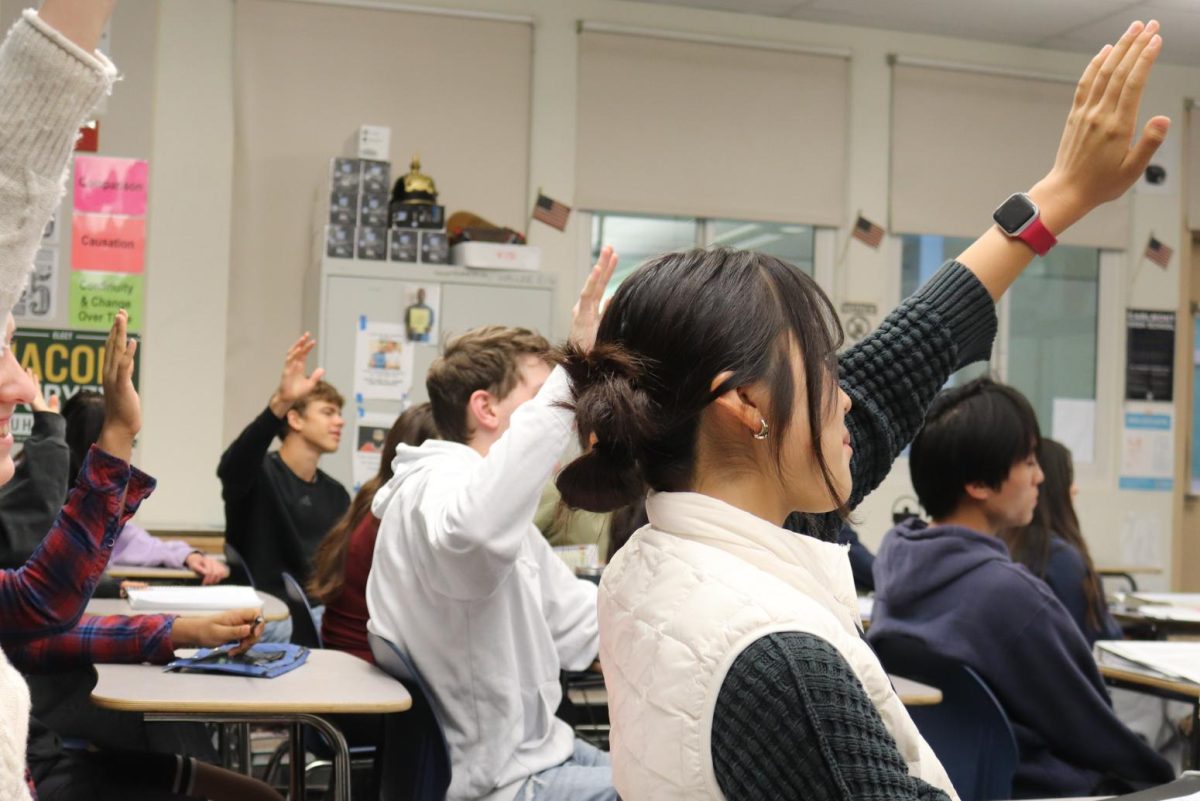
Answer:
[{"left": 556, "top": 342, "right": 656, "bottom": 512}]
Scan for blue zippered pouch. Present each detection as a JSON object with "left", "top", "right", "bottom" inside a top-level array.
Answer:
[{"left": 164, "top": 643, "right": 308, "bottom": 678}]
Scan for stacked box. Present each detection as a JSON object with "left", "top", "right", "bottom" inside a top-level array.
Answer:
[{"left": 324, "top": 156, "right": 393, "bottom": 260}]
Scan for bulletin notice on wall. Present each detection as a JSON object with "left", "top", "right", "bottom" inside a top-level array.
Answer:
[
  {"left": 1119, "top": 403, "right": 1174, "bottom": 492},
  {"left": 1125, "top": 309, "right": 1175, "bottom": 402}
]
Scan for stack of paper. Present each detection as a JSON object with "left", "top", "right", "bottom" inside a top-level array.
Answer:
[
  {"left": 553, "top": 544, "right": 600, "bottom": 570},
  {"left": 126, "top": 585, "right": 261, "bottom": 612},
  {"left": 1095, "top": 641, "right": 1200, "bottom": 686},
  {"left": 1132, "top": 592, "right": 1200, "bottom": 608}
]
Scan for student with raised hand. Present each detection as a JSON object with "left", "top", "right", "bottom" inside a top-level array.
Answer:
[
  {"left": 870, "top": 382, "right": 1172, "bottom": 797},
  {"left": 554, "top": 21, "right": 1168, "bottom": 801},
  {"left": 0, "top": 388, "right": 229, "bottom": 583},
  {"left": 1000, "top": 437, "right": 1122, "bottom": 646},
  {"left": 218, "top": 333, "right": 350, "bottom": 641},
  {"left": 310, "top": 402, "right": 438, "bottom": 664},
  {"left": 366, "top": 252, "right": 618, "bottom": 801}
]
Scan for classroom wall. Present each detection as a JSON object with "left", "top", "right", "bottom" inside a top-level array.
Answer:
[{"left": 48, "top": 0, "right": 1197, "bottom": 587}]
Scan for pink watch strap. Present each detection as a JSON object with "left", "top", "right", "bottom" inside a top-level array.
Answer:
[{"left": 1019, "top": 216, "right": 1057, "bottom": 256}]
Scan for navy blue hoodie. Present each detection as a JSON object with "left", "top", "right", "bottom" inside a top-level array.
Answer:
[{"left": 869, "top": 518, "right": 1173, "bottom": 799}]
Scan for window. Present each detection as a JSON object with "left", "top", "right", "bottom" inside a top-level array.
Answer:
[
  {"left": 590, "top": 213, "right": 815, "bottom": 298},
  {"left": 901, "top": 234, "right": 1100, "bottom": 434}
]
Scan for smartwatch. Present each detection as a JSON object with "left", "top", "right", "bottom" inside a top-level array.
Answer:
[{"left": 993, "top": 193, "right": 1057, "bottom": 256}]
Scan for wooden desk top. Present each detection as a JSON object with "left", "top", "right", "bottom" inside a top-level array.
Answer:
[
  {"left": 1096, "top": 566, "right": 1164, "bottom": 575},
  {"left": 1099, "top": 664, "right": 1200, "bottom": 699},
  {"left": 105, "top": 565, "right": 198, "bottom": 581},
  {"left": 92, "top": 649, "right": 412, "bottom": 715},
  {"left": 891, "top": 675, "right": 942, "bottom": 706},
  {"left": 86, "top": 590, "right": 289, "bottom": 622}
]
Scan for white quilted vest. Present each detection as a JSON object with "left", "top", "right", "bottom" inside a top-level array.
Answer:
[{"left": 598, "top": 492, "right": 958, "bottom": 801}]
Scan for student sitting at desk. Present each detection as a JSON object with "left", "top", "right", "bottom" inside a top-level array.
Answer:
[
  {"left": 1000, "top": 437, "right": 1122, "bottom": 646},
  {"left": 367, "top": 253, "right": 618, "bottom": 801},
  {"left": 869, "top": 379, "right": 1173, "bottom": 798},
  {"left": 218, "top": 333, "right": 350, "bottom": 641},
  {"left": 555, "top": 20, "right": 1170, "bottom": 800},
  {"left": 0, "top": 386, "right": 228, "bottom": 584},
  {"left": 309, "top": 402, "right": 437, "bottom": 664}
]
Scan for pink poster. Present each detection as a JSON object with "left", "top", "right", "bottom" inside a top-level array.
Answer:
[
  {"left": 71, "top": 213, "right": 145, "bottom": 273},
  {"left": 73, "top": 156, "right": 148, "bottom": 216}
]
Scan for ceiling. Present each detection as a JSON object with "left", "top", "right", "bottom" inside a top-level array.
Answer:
[{"left": 615, "top": 0, "right": 1200, "bottom": 65}]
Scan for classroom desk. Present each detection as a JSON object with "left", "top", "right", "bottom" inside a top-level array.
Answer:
[
  {"left": 92, "top": 649, "right": 411, "bottom": 801},
  {"left": 1099, "top": 663, "right": 1200, "bottom": 769},
  {"left": 891, "top": 675, "right": 943, "bottom": 706},
  {"left": 1110, "top": 593, "right": 1200, "bottom": 638},
  {"left": 104, "top": 564, "right": 199, "bottom": 581},
  {"left": 85, "top": 589, "right": 290, "bottom": 622}
]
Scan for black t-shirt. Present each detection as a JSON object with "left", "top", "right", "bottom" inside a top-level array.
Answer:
[
  {"left": 268, "top": 452, "right": 348, "bottom": 563},
  {"left": 218, "top": 408, "right": 350, "bottom": 599}
]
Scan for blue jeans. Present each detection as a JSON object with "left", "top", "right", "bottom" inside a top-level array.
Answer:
[
  {"left": 259, "top": 604, "right": 324, "bottom": 644},
  {"left": 518, "top": 739, "right": 617, "bottom": 801}
]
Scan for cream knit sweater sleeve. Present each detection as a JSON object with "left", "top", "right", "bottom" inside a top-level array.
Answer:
[
  {"left": 0, "top": 10, "right": 117, "bottom": 800},
  {"left": 0, "top": 652, "right": 31, "bottom": 801},
  {"left": 0, "top": 9, "right": 116, "bottom": 318}
]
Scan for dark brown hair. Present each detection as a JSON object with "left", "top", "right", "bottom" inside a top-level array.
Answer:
[
  {"left": 556, "top": 247, "right": 845, "bottom": 520},
  {"left": 307, "top": 403, "right": 437, "bottom": 604},
  {"left": 1000, "top": 438, "right": 1103, "bottom": 631},
  {"left": 278, "top": 380, "right": 345, "bottom": 441},
  {"left": 426, "top": 326, "right": 552, "bottom": 444}
]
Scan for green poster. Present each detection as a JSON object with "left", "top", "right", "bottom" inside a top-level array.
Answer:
[{"left": 69, "top": 271, "right": 143, "bottom": 332}]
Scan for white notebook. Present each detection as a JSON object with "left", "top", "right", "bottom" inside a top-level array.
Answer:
[
  {"left": 1095, "top": 640, "right": 1200, "bottom": 686},
  {"left": 125, "top": 585, "right": 261, "bottom": 612}
]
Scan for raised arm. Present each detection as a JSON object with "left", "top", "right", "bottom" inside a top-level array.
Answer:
[
  {"left": 0, "top": 311, "right": 150, "bottom": 641},
  {"left": 218, "top": 333, "right": 323, "bottom": 495},
  {"left": 0, "top": 3, "right": 117, "bottom": 315},
  {"left": 415, "top": 249, "right": 617, "bottom": 599},
  {"left": 958, "top": 21, "right": 1166, "bottom": 299}
]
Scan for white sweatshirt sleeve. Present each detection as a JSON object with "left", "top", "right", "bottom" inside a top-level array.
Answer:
[
  {"left": 0, "top": 10, "right": 117, "bottom": 317},
  {"left": 417, "top": 365, "right": 576, "bottom": 600}
]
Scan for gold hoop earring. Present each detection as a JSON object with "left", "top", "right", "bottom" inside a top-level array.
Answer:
[{"left": 753, "top": 418, "right": 769, "bottom": 440}]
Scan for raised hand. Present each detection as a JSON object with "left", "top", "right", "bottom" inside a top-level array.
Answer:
[
  {"left": 96, "top": 309, "right": 139, "bottom": 462},
  {"left": 269, "top": 333, "right": 325, "bottom": 418},
  {"left": 570, "top": 245, "right": 618, "bottom": 352},
  {"left": 25, "top": 368, "right": 58, "bottom": 414},
  {"left": 1034, "top": 20, "right": 1168, "bottom": 233},
  {"left": 37, "top": 0, "right": 117, "bottom": 52}
]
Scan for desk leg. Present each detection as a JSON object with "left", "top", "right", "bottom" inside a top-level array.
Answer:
[
  {"left": 239, "top": 722, "right": 252, "bottom": 776},
  {"left": 295, "top": 713, "right": 351, "bottom": 801},
  {"left": 217, "top": 724, "right": 230, "bottom": 769},
  {"left": 289, "top": 721, "right": 305, "bottom": 801},
  {"left": 1192, "top": 700, "right": 1199, "bottom": 772}
]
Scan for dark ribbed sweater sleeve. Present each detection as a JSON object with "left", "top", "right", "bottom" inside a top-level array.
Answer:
[
  {"left": 0, "top": 411, "right": 68, "bottom": 567},
  {"left": 840, "top": 261, "right": 996, "bottom": 510},
  {"left": 712, "top": 632, "right": 950, "bottom": 801}
]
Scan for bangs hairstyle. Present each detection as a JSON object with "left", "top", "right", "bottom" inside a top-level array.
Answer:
[
  {"left": 909, "top": 378, "right": 1041, "bottom": 519},
  {"left": 426, "top": 325, "right": 552, "bottom": 444},
  {"left": 556, "top": 247, "right": 845, "bottom": 516},
  {"left": 278, "top": 380, "right": 345, "bottom": 441}
]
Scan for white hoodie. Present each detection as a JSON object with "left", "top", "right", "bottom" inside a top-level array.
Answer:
[{"left": 366, "top": 366, "right": 600, "bottom": 801}]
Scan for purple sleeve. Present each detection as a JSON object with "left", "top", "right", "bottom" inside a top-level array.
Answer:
[{"left": 110, "top": 523, "right": 196, "bottom": 569}]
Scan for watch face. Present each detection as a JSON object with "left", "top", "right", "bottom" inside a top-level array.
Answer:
[{"left": 994, "top": 194, "right": 1037, "bottom": 233}]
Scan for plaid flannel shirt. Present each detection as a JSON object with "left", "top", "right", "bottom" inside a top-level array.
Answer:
[
  {"left": 0, "top": 445, "right": 155, "bottom": 645},
  {"left": 0, "top": 446, "right": 154, "bottom": 801},
  {"left": 6, "top": 613, "right": 176, "bottom": 673}
]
